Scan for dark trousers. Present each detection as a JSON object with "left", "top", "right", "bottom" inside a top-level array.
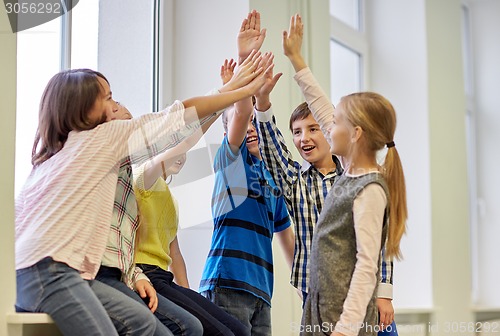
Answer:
[{"left": 138, "top": 264, "right": 250, "bottom": 336}]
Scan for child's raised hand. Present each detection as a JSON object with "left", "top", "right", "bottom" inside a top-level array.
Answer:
[
  {"left": 255, "top": 53, "right": 282, "bottom": 101},
  {"left": 283, "top": 14, "right": 303, "bottom": 59},
  {"left": 220, "top": 58, "right": 236, "bottom": 85},
  {"left": 237, "top": 9, "right": 267, "bottom": 63},
  {"left": 222, "top": 49, "right": 263, "bottom": 92},
  {"left": 244, "top": 51, "right": 275, "bottom": 97}
]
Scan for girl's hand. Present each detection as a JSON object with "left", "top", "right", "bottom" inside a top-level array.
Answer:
[
  {"left": 136, "top": 279, "right": 158, "bottom": 313},
  {"left": 244, "top": 52, "right": 275, "bottom": 97},
  {"left": 221, "top": 49, "right": 263, "bottom": 92},
  {"left": 220, "top": 58, "right": 236, "bottom": 85},
  {"left": 377, "top": 298, "right": 395, "bottom": 330},
  {"left": 237, "top": 10, "right": 266, "bottom": 63},
  {"left": 283, "top": 14, "right": 303, "bottom": 59},
  {"left": 255, "top": 64, "right": 282, "bottom": 102}
]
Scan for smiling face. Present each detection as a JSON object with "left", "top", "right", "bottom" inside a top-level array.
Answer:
[
  {"left": 292, "top": 114, "right": 331, "bottom": 166},
  {"left": 245, "top": 118, "right": 260, "bottom": 158},
  {"left": 88, "top": 77, "right": 119, "bottom": 123}
]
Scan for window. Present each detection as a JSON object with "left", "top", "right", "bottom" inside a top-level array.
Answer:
[
  {"left": 330, "top": 40, "right": 361, "bottom": 105},
  {"left": 70, "top": 0, "right": 99, "bottom": 69},
  {"left": 329, "top": 0, "right": 367, "bottom": 104},
  {"left": 15, "top": 18, "right": 61, "bottom": 196},
  {"left": 329, "top": 0, "right": 361, "bottom": 31},
  {"left": 15, "top": 1, "right": 158, "bottom": 196}
]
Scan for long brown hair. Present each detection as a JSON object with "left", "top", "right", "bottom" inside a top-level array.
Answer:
[
  {"left": 341, "top": 92, "right": 408, "bottom": 260},
  {"left": 32, "top": 69, "right": 109, "bottom": 167}
]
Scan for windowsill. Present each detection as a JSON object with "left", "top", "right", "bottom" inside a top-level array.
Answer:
[
  {"left": 394, "top": 308, "right": 434, "bottom": 324},
  {"left": 394, "top": 307, "right": 500, "bottom": 324},
  {"left": 6, "top": 312, "right": 54, "bottom": 324},
  {"left": 473, "top": 306, "right": 500, "bottom": 322}
]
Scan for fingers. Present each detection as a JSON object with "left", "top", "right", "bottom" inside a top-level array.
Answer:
[
  {"left": 242, "top": 50, "right": 262, "bottom": 73},
  {"left": 148, "top": 292, "right": 158, "bottom": 313},
  {"left": 137, "top": 285, "right": 146, "bottom": 299},
  {"left": 290, "top": 14, "right": 297, "bottom": 36},
  {"left": 379, "top": 312, "right": 394, "bottom": 330},
  {"left": 259, "top": 28, "right": 267, "bottom": 42},
  {"left": 272, "top": 72, "right": 283, "bottom": 86},
  {"left": 241, "top": 49, "right": 260, "bottom": 66},
  {"left": 282, "top": 30, "right": 289, "bottom": 47},
  {"left": 146, "top": 289, "right": 158, "bottom": 312},
  {"left": 290, "top": 14, "right": 303, "bottom": 37},
  {"left": 288, "top": 14, "right": 294, "bottom": 35},
  {"left": 253, "top": 10, "right": 260, "bottom": 31},
  {"left": 259, "top": 51, "right": 274, "bottom": 69},
  {"left": 296, "top": 14, "right": 303, "bottom": 36},
  {"left": 228, "top": 58, "right": 236, "bottom": 72},
  {"left": 240, "top": 18, "right": 248, "bottom": 32}
]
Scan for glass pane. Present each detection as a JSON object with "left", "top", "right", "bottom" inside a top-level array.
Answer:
[
  {"left": 97, "top": 0, "right": 155, "bottom": 115},
  {"left": 329, "top": 0, "right": 360, "bottom": 30},
  {"left": 71, "top": 0, "right": 99, "bottom": 69},
  {"left": 330, "top": 39, "right": 361, "bottom": 106},
  {"left": 16, "top": 18, "right": 61, "bottom": 196}
]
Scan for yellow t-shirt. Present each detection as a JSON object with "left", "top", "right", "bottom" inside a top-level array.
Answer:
[{"left": 133, "top": 165, "right": 178, "bottom": 270}]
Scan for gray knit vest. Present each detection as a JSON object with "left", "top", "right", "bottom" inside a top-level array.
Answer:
[{"left": 301, "top": 172, "right": 389, "bottom": 336}]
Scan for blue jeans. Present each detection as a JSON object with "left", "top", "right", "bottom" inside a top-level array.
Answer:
[
  {"left": 15, "top": 257, "right": 157, "bottom": 336},
  {"left": 138, "top": 264, "right": 250, "bottom": 336},
  {"left": 96, "top": 266, "right": 202, "bottom": 336},
  {"left": 203, "top": 287, "right": 271, "bottom": 336}
]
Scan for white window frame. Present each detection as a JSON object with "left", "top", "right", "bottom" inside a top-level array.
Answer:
[{"left": 330, "top": 0, "right": 369, "bottom": 91}]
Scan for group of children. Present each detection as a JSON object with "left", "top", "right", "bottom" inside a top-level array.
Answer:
[{"left": 15, "top": 9, "right": 407, "bottom": 336}]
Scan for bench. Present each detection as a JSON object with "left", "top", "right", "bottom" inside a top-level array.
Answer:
[{"left": 6, "top": 312, "right": 61, "bottom": 336}]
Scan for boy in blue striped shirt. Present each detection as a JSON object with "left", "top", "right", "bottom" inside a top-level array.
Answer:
[{"left": 200, "top": 10, "right": 295, "bottom": 335}]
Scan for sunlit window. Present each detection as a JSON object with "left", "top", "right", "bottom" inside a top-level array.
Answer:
[
  {"left": 71, "top": 0, "right": 99, "bottom": 69},
  {"left": 15, "top": 18, "right": 61, "bottom": 196},
  {"left": 329, "top": 0, "right": 361, "bottom": 31},
  {"left": 329, "top": 39, "right": 361, "bottom": 105}
]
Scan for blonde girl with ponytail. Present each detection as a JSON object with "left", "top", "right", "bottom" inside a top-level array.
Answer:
[{"left": 301, "top": 92, "right": 407, "bottom": 336}]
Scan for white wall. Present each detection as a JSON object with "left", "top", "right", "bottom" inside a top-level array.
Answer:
[
  {"left": 471, "top": 0, "right": 500, "bottom": 307},
  {"left": 0, "top": 8, "right": 16, "bottom": 336},
  {"left": 366, "top": 0, "right": 433, "bottom": 309},
  {"left": 426, "top": 0, "right": 473, "bottom": 327},
  {"left": 368, "top": 0, "right": 476, "bottom": 328}
]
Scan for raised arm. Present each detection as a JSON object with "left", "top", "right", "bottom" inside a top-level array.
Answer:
[
  {"left": 237, "top": 9, "right": 266, "bottom": 64},
  {"left": 226, "top": 9, "right": 269, "bottom": 152},
  {"left": 182, "top": 49, "right": 267, "bottom": 124},
  {"left": 283, "top": 14, "right": 334, "bottom": 135},
  {"left": 142, "top": 111, "right": 220, "bottom": 190},
  {"left": 227, "top": 52, "right": 274, "bottom": 152},
  {"left": 254, "top": 62, "right": 302, "bottom": 194},
  {"left": 283, "top": 13, "right": 307, "bottom": 73}
]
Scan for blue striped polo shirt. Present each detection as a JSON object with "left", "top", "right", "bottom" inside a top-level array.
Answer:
[{"left": 199, "top": 136, "right": 291, "bottom": 305}]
